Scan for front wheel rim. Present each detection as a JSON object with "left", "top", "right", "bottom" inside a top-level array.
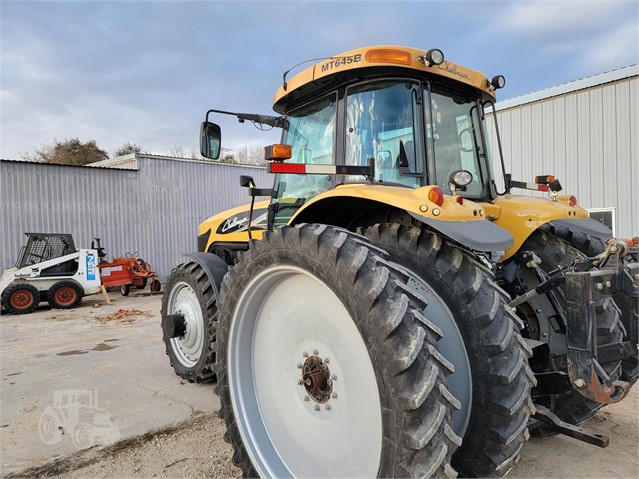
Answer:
[
  {"left": 228, "top": 266, "right": 382, "bottom": 478},
  {"left": 11, "top": 290, "right": 34, "bottom": 309},
  {"left": 167, "top": 281, "right": 205, "bottom": 368}
]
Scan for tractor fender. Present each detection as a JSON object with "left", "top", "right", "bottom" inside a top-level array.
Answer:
[
  {"left": 409, "top": 213, "right": 514, "bottom": 252},
  {"left": 183, "top": 253, "right": 229, "bottom": 297},
  {"left": 545, "top": 218, "right": 613, "bottom": 241}
]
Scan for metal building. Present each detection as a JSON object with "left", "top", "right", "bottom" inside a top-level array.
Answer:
[
  {"left": 2, "top": 67, "right": 637, "bottom": 281},
  {"left": 0, "top": 154, "right": 270, "bottom": 279},
  {"left": 491, "top": 65, "right": 638, "bottom": 238}
]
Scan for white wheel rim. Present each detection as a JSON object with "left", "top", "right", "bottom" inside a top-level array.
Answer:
[
  {"left": 168, "top": 281, "right": 204, "bottom": 368},
  {"left": 228, "top": 266, "right": 382, "bottom": 478}
]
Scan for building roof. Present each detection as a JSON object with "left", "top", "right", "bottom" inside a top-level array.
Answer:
[
  {"left": 87, "top": 153, "right": 266, "bottom": 170},
  {"left": 496, "top": 64, "right": 638, "bottom": 111}
]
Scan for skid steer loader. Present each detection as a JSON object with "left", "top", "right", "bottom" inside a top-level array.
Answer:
[
  {"left": 161, "top": 46, "right": 637, "bottom": 478},
  {"left": 1, "top": 233, "right": 102, "bottom": 314}
]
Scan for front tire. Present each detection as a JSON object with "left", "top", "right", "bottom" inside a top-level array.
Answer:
[
  {"left": 160, "top": 262, "right": 217, "bottom": 383},
  {"left": 2, "top": 283, "right": 40, "bottom": 314},
  {"left": 217, "top": 224, "right": 460, "bottom": 478},
  {"left": 361, "top": 224, "right": 534, "bottom": 478}
]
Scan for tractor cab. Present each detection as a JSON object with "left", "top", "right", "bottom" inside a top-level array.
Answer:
[{"left": 201, "top": 46, "right": 507, "bottom": 232}]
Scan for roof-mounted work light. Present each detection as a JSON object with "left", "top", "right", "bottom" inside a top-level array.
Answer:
[
  {"left": 421, "top": 49, "right": 444, "bottom": 67},
  {"left": 491, "top": 75, "right": 506, "bottom": 89}
]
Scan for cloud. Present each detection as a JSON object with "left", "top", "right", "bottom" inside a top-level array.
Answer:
[{"left": 1, "top": 1, "right": 636, "bottom": 159}]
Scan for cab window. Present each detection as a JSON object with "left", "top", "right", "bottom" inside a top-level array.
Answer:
[
  {"left": 345, "top": 80, "right": 421, "bottom": 187},
  {"left": 273, "top": 94, "right": 336, "bottom": 227}
]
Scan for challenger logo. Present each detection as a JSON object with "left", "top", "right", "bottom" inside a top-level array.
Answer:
[{"left": 216, "top": 208, "right": 269, "bottom": 234}]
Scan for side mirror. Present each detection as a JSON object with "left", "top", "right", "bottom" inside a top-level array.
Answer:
[
  {"left": 200, "top": 121, "right": 221, "bottom": 159},
  {"left": 239, "top": 175, "right": 255, "bottom": 188}
]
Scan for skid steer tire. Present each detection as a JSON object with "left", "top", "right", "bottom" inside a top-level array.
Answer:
[
  {"left": 519, "top": 231, "right": 626, "bottom": 426},
  {"left": 2, "top": 283, "right": 40, "bottom": 315},
  {"left": 160, "top": 262, "right": 217, "bottom": 383},
  {"left": 540, "top": 223, "right": 638, "bottom": 385},
  {"left": 361, "top": 224, "right": 535, "bottom": 478},
  {"left": 47, "top": 281, "right": 82, "bottom": 309},
  {"left": 216, "top": 224, "right": 461, "bottom": 478}
]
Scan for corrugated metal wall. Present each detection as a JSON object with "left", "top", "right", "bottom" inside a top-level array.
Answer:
[
  {"left": 489, "top": 74, "right": 638, "bottom": 238},
  {"left": 0, "top": 157, "right": 271, "bottom": 278}
]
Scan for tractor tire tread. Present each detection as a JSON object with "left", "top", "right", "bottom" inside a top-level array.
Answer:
[
  {"left": 160, "top": 261, "right": 217, "bottom": 383},
  {"left": 361, "top": 224, "right": 534, "bottom": 478}
]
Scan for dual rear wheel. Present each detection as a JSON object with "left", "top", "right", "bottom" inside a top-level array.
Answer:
[{"left": 217, "top": 224, "right": 461, "bottom": 478}]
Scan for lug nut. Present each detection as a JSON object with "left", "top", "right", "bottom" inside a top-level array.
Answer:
[
  {"left": 324, "top": 357, "right": 330, "bottom": 364},
  {"left": 325, "top": 404, "right": 331, "bottom": 411},
  {"left": 331, "top": 374, "right": 337, "bottom": 380},
  {"left": 298, "top": 379, "right": 303, "bottom": 386},
  {"left": 314, "top": 405, "right": 320, "bottom": 411},
  {"left": 332, "top": 392, "right": 338, "bottom": 399},
  {"left": 574, "top": 378, "right": 587, "bottom": 389},
  {"left": 304, "top": 395, "right": 310, "bottom": 402},
  {"left": 303, "top": 351, "right": 309, "bottom": 357},
  {"left": 297, "top": 363, "right": 303, "bottom": 369},
  {"left": 313, "top": 349, "right": 319, "bottom": 355}
]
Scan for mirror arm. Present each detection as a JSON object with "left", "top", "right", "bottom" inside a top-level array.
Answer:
[{"left": 205, "top": 109, "right": 286, "bottom": 129}]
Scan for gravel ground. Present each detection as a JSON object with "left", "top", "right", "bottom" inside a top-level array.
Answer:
[
  {"left": 2, "top": 293, "right": 638, "bottom": 478},
  {"left": 6, "top": 388, "right": 638, "bottom": 479}
]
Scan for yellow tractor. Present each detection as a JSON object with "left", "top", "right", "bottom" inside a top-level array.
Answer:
[{"left": 161, "top": 46, "right": 637, "bottom": 478}]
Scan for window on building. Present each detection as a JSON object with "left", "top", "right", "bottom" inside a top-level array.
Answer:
[{"left": 587, "top": 207, "right": 616, "bottom": 236}]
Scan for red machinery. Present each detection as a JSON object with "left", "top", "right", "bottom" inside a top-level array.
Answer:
[{"left": 93, "top": 238, "right": 161, "bottom": 295}]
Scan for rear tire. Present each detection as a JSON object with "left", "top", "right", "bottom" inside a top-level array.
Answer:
[
  {"left": 2, "top": 283, "right": 40, "bottom": 314},
  {"left": 217, "top": 224, "right": 460, "bottom": 478},
  {"left": 47, "top": 281, "right": 82, "bottom": 309},
  {"left": 160, "top": 262, "right": 217, "bottom": 383},
  {"left": 120, "top": 284, "right": 130, "bottom": 296},
  {"left": 361, "top": 224, "right": 534, "bottom": 478},
  {"left": 150, "top": 279, "right": 161, "bottom": 293},
  {"left": 540, "top": 223, "right": 638, "bottom": 384}
]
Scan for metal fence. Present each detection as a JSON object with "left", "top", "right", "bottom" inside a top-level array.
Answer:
[{"left": 0, "top": 155, "right": 271, "bottom": 279}]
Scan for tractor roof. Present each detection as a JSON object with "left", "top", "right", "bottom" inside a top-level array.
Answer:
[{"left": 273, "top": 45, "right": 496, "bottom": 113}]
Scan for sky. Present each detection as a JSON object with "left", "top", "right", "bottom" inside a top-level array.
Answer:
[{"left": 1, "top": 0, "right": 637, "bottom": 160}]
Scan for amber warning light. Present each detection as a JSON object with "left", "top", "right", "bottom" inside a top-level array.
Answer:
[
  {"left": 264, "top": 144, "right": 292, "bottom": 162},
  {"left": 365, "top": 49, "right": 412, "bottom": 66}
]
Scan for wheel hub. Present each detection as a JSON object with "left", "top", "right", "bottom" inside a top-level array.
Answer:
[{"left": 301, "top": 355, "right": 333, "bottom": 404}]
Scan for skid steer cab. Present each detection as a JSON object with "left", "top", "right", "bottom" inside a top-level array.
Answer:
[
  {"left": 162, "top": 45, "right": 638, "bottom": 478},
  {"left": 0, "top": 233, "right": 102, "bottom": 315}
]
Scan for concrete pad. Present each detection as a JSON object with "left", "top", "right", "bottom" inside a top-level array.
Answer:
[{"left": 0, "top": 293, "right": 218, "bottom": 475}]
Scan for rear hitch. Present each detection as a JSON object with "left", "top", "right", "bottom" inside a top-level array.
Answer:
[
  {"left": 566, "top": 246, "right": 636, "bottom": 404},
  {"left": 531, "top": 405, "right": 609, "bottom": 448},
  {"left": 508, "top": 239, "right": 636, "bottom": 403}
]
